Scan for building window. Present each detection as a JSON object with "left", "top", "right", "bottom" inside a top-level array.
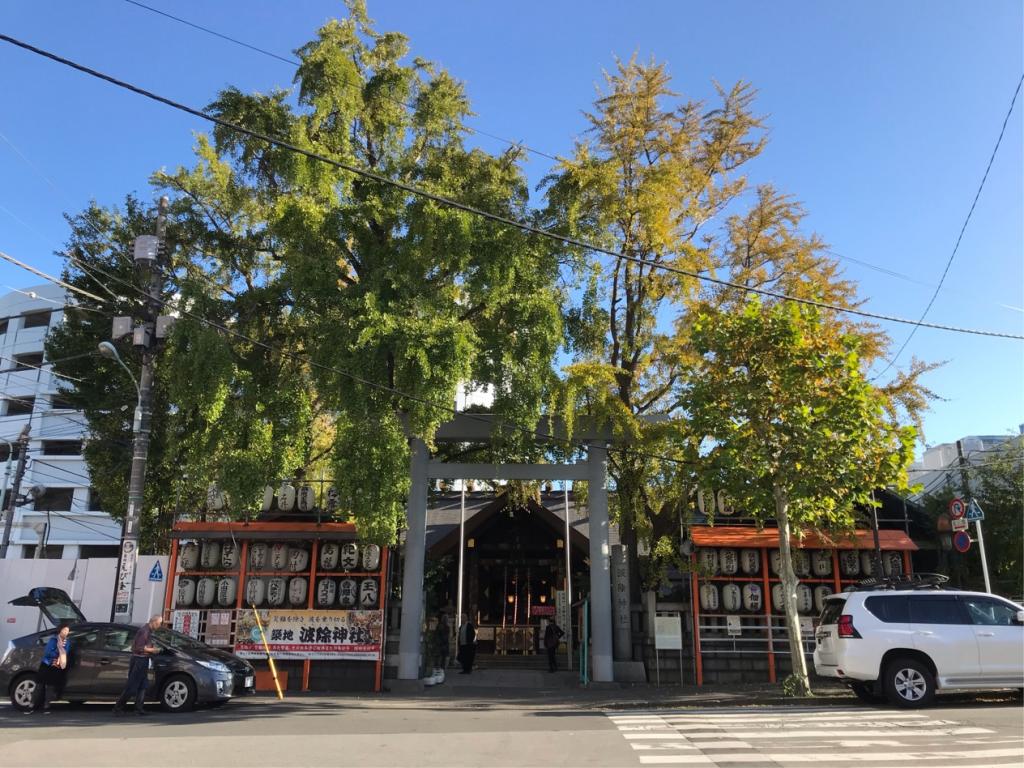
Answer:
[
  {"left": 50, "top": 393, "right": 76, "bottom": 410},
  {"left": 41, "top": 440, "right": 83, "bottom": 456},
  {"left": 33, "top": 487, "right": 75, "bottom": 511},
  {"left": 5, "top": 396, "right": 35, "bottom": 416},
  {"left": 12, "top": 352, "right": 44, "bottom": 371},
  {"left": 24, "top": 544, "right": 64, "bottom": 559},
  {"left": 78, "top": 545, "right": 119, "bottom": 559},
  {"left": 21, "top": 311, "right": 51, "bottom": 329},
  {"left": 0, "top": 318, "right": 8, "bottom": 335},
  {"left": 88, "top": 487, "right": 104, "bottom": 511},
  {"left": 0, "top": 445, "right": 9, "bottom": 462}
]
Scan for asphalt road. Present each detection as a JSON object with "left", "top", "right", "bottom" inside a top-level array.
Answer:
[{"left": 0, "top": 693, "right": 1021, "bottom": 767}]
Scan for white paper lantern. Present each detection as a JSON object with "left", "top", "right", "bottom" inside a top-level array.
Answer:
[
  {"left": 338, "top": 578, "right": 357, "bottom": 607},
  {"left": 325, "top": 486, "right": 339, "bottom": 513},
  {"left": 722, "top": 583, "right": 742, "bottom": 612},
  {"left": 221, "top": 542, "right": 239, "bottom": 570},
  {"left": 698, "top": 583, "right": 719, "bottom": 611},
  {"left": 792, "top": 549, "right": 811, "bottom": 577},
  {"left": 296, "top": 485, "right": 316, "bottom": 512},
  {"left": 217, "top": 578, "right": 237, "bottom": 607},
  {"left": 811, "top": 550, "right": 833, "bottom": 577},
  {"left": 716, "top": 490, "right": 735, "bottom": 516},
  {"left": 288, "top": 577, "right": 308, "bottom": 606},
  {"left": 839, "top": 550, "right": 860, "bottom": 577},
  {"left": 771, "top": 583, "right": 785, "bottom": 613},
  {"left": 196, "top": 577, "right": 216, "bottom": 607},
  {"left": 719, "top": 548, "right": 739, "bottom": 575},
  {"left": 249, "top": 542, "right": 268, "bottom": 571},
  {"left": 796, "top": 583, "right": 814, "bottom": 614},
  {"left": 359, "top": 578, "right": 378, "bottom": 608},
  {"left": 261, "top": 485, "right": 276, "bottom": 513},
  {"left": 860, "top": 550, "right": 876, "bottom": 577},
  {"left": 245, "top": 578, "right": 266, "bottom": 606},
  {"left": 883, "top": 551, "right": 904, "bottom": 577},
  {"left": 814, "top": 585, "right": 834, "bottom": 613},
  {"left": 742, "top": 583, "right": 762, "bottom": 611},
  {"left": 316, "top": 578, "right": 336, "bottom": 607},
  {"left": 288, "top": 547, "right": 309, "bottom": 573},
  {"left": 340, "top": 543, "right": 360, "bottom": 571},
  {"left": 206, "top": 483, "right": 226, "bottom": 511},
  {"left": 770, "top": 549, "right": 782, "bottom": 576},
  {"left": 179, "top": 542, "right": 199, "bottom": 571},
  {"left": 176, "top": 578, "right": 196, "bottom": 607},
  {"left": 362, "top": 544, "right": 381, "bottom": 572},
  {"left": 200, "top": 541, "right": 221, "bottom": 570},
  {"left": 698, "top": 548, "right": 719, "bottom": 575},
  {"left": 740, "top": 549, "right": 760, "bottom": 575},
  {"left": 697, "top": 488, "right": 710, "bottom": 516},
  {"left": 270, "top": 542, "right": 289, "bottom": 571},
  {"left": 277, "top": 483, "right": 296, "bottom": 512},
  {"left": 266, "top": 577, "right": 287, "bottom": 607},
  {"left": 320, "top": 543, "right": 340, "bottom": 570}
]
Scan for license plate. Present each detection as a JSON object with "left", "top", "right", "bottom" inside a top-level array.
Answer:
[{"left": 245, "top": 676, "right": 254, "bottom": 688}]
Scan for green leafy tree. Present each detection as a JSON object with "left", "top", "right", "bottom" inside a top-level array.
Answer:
[
  {"left": 679, "top": 298, "right": 916, "bottom": 694},
  {"left": 50, "top": 1, "right": 563, "bottom": 546}
]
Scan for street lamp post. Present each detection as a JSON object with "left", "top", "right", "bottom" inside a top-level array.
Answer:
[{"left": 99, "top": 340, "right": 150, "bottom": 622}]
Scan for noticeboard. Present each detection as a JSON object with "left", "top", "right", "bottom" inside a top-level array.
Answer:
[{"left": 654, "top": 612, "right": 682, "bottom": 650}]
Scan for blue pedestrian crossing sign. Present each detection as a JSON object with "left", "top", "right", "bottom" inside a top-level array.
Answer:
[
  {"left": 965, "top": 499, "right": 985, "bottom": 522},
  {"left": 148, "top": 561, "right": 164, "bottom": 582}
]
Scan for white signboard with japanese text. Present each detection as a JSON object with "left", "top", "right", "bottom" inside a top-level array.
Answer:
[{"left": 654, "top": 612, "right": 682, "bottom": 650}]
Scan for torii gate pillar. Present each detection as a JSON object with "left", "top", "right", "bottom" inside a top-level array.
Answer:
[
  {"left": 397, "top": 438, "right": 429, "bottom": 680},
  {"left": 586, "top": 441, "right": 614, "bottom": 682}
]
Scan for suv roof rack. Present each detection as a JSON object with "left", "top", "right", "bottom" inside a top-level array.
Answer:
[{"left": 850, "top": 573, "right": 950, "bottom": 592}]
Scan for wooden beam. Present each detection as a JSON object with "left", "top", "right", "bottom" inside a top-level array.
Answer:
[{"left": 426, "top": 461, "right": 589, "bottom": 481}]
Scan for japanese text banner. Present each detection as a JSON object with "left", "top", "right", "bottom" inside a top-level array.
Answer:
[{"left": 234, "top": 609, "right": 383, "bottom": 660}]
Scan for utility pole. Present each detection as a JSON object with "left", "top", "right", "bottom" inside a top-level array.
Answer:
[
  {"left": 0, "top": 424, "right": 31, "bottom": 559},
  {"left": 956, "top": 440, "right": 991, "bottom": 593},
  {"left": 109, "top": 196, "right": 171, "bottom": 622}
]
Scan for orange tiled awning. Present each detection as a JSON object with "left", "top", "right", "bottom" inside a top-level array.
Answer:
[{"left": 689, "top": 525, "right": 917, "bottom": 551}]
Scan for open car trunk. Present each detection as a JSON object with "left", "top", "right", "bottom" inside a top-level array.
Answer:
[{"left": 9, "top": 586, "right": 89, "bottom": 627}]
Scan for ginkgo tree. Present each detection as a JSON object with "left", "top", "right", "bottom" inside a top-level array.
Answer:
[{"left": 679, "top": 298, "right": 916, "bottom": 695}]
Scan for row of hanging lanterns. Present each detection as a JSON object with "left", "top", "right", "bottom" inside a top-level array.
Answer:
[
  {"left": 696, "top": 547, "right": 903, "bottom": 578},
  {"left": 178, "top": 541, "right": 381, "bottom": 573},
  {"left": 697, "top": 581, "right": 834, "bottom": 614},
  {"left": 176, "top": 575, "right": 379, "bottom": 609},
  {"left": 203, "top": 482, "right": 341, "bottom": 513}
]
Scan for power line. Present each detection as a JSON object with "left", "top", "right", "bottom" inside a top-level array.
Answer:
[
  {"left": 120, "top": 0, "right": 560, "bottom": 162},
  {"left": 874, "top": 73, "right": 1024, "bottom": 379},
  {"left": 2, "top": 34, "right": 1019, "bottom": 341},
  {"left": 0, "top": 248, "right": 107, "bottom": 304}
]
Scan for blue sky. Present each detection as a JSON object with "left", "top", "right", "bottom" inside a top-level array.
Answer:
[{"left": 1, "top": 1, "right": 1021, "bottom": 452}]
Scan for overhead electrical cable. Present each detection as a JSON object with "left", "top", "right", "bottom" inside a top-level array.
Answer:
[
  {"left": 0, "top": 248, "right": 106, "bottom": 304},
  {"left": 120, "top": 0, "right": 559, "bottom": 162},
  {"left": 873, "top": 73, "right": 1024, "bottom": 379},
  {"left": 0, "top": 34, "right": 1019, "bottom": 340}
]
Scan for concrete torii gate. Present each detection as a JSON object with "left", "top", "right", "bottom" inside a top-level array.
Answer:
[{"left": 397, "top": 414, "right": 615, "bottom": 682}]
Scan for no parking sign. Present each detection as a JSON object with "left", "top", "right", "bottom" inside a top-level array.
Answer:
[
  {"left": 953, "top": 531, "right": 971, "bottom": 553},
  {"left": 948, "top": 497, "right": 966, "bottom": 520}
]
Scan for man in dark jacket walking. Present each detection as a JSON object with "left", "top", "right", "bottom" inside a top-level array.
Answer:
[{"left": 113, "top": 615, "right": 162, "bottom": 715}]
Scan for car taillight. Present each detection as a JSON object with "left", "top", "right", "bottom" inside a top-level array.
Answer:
[{"left": 837, "top": 614, "right": 861, "bottom": 638}]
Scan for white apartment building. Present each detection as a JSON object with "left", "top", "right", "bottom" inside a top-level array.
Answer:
[
  {"left": 0, "top": 283, "right": 120, "bottom": 558},
  {"left": 908, "top": 432, "right": 1022, "bottom": 502}
]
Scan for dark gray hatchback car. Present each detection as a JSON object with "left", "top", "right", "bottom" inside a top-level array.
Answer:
[{"left": 1, "top": 587, "right": 255, "bottom": 712}]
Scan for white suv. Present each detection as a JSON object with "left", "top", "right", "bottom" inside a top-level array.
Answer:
[{"left": 813, "top": 587, "right": 1024, "bottom": 707}]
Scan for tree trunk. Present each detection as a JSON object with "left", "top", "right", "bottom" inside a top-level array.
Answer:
[{"left": 774, "top": 483, "right": 811, "bottom": 695}]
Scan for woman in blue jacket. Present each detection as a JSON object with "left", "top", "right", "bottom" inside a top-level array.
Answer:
[{"left": 33, "top": 621, "right": 72, "bottom": 713}]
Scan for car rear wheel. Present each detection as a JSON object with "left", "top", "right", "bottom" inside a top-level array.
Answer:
[
  {"left": 849, "top": 681, "right": 887, "bottom": 705},
  {"left": 882, "top": 658, "right": 935, "bottom": 708},
  {"left": 10, "top": 673, "right": 40, "bottom": 711},
  {"left": 159, "top": 675, "right": 197, "bottom": 713}
]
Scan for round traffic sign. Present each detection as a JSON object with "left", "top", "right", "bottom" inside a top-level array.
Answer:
[
  {"left": 953, "top": 531, "right": 971, "bottom": 553},
  {"left": 949, "top": 497, "right": 966, "bottom": 519}
]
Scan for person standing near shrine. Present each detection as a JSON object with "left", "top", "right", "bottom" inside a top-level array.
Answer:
[
  {"left": 543, "top": 619, "right": 565, "bottom": 673},
  {"left": 113, "top": 615, "right": 162, "bottom": 716},
  {"left": 31, "top": 622, "right": 72, "bottom": 713},
  {"left": 456, "top": 613, "right": 477, "bottom": 674}
]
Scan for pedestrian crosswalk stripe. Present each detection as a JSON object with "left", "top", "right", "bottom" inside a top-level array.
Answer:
[{"left": 607, "top": 707, "right": 1022, "bottom": 767}]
